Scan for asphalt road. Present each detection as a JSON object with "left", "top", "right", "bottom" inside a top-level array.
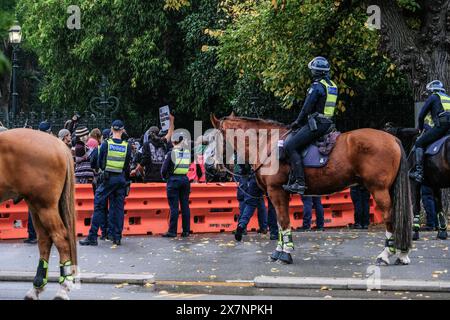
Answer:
[
  {"left": 0, "top": 229, "right": 448, "bottom": 282},
  {"left": 0, "top": 229, "right": 449, "bottom": 300},
  {"left": 2, "top": 281, "right": 450, "bottom": 300}
]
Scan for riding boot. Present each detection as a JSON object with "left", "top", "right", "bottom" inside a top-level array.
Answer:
[
  {"left": 283, "top": 155, "right": 307, "bottom": 195},
  {"left": 409, "top": 147, "right": 424, "bottom": 183}
]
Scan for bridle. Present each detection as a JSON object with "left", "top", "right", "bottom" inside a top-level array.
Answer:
[{"left": 215, "top": 118, "right": 292, "bottom": 178}]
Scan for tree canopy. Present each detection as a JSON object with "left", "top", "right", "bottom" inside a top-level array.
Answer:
[{"left": 2, "top": 0, "right": 447, "bottom": 132}]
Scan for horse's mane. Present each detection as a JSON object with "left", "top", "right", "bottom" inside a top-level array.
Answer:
[{"left": 222, "top": 116, "right": 288, "bottom": 128}]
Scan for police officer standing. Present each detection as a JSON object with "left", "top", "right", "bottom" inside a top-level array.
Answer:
[
  {"left": 283, "top": 57, "right": 338, "bottom": 194},
  {"left": 161, "top": 132, "right": 191, "bottom": 238},
  {"left": 80, "top": 120, "right": 131, "bottom": 246}
]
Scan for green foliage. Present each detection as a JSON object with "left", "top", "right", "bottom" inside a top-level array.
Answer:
[
  {"left": 397, "top": 0, "right": 421, "bottom": 12},
  {"left": 218, "top": 0, "right": 410, "bottom": 113},
  {"left": 16, "top": 0, "right": 170, "bottom": 116},
  {"left": 0, "top": 0, "right": 16, "bottom": 73}
]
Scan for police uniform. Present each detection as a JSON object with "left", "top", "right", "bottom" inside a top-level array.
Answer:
[
  {"left": 283, "top": 57, "right": 338, "bottom": 194},
  {"left": 410, "top": 81, "right": 450, "bottom": 183},
  {"left": 234, "top": 171, "right": 279, "bottom": 241},
  {"left": 161, "top": 139, "right": 191, "bottom": 237},
  {"left": 80, "top": 120, "right": 131, "bottom": 246}
]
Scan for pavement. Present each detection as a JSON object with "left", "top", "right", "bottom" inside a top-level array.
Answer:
[{"left": 0, "top": 229, "right": 449, "bottom": 298}]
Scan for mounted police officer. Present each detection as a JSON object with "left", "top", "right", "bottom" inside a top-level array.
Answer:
[
  {"left": 409, "top": 80, "right": 450, "bottom": 183},
  {"left": 80, "top": 120, "right": 131, "bottom": 246},
  {"left": 283, "top": 56, "right": 338, "bottom": 194},
  {"left": 161, "top": 131, "right": 191, "bottom": 238}
]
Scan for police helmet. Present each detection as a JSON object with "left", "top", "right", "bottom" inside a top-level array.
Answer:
[
  {"left": 308, "top": 56, "right": 330, "bottom": 78},
  {"left": 426, "top": 80, "right": 446, "bottom": 93}
]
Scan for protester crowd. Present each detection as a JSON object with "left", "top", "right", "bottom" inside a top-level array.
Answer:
[{"left": 11, "top": 112, "right": 375, "bottom": 246}]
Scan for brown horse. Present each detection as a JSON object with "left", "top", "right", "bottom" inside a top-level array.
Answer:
[
  {"left": 211, "top": 114, "right": 412, "bottom": 265},
  {"left": 0, "top": 129, "right": 77, "bottom": 300}
]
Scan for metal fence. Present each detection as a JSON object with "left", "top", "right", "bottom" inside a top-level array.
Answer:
[{"left": 0, "top": 110, "right": 113, "bottom": 133}]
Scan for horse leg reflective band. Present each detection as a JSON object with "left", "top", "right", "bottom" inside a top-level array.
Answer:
[
  {"left": 59, "top": 260, "right": 74, "bottom": 284},
  {"left": 437, "top": 212, "right": 448, "bottom": 231},
  {"left": 385, "top": 236, "right": 396, "bottom": 254},
  {"left": 281, "top": 229, "right": 294, "bottom": 253},
  {"left": 33, "top": 259, "right": 49, "bottom": 289},
  {"left": 413, "top": 215, "right": 420, "bottom": 232},
  {"left": 276, "top": 230, "right": 283, "bottom": 252}
]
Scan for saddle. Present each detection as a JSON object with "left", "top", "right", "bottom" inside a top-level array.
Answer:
[
  {"left": 281, "top": 131, "right": 341, "bottom": 168},
  {"left": 425, "top": 135, "right": 450, "bottom": 156}
]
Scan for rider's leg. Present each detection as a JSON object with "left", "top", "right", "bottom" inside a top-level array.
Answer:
[
  {"left": 410, "top": 126, "right": 448, "bottom": 183},
  {"left": 283, "top": 122, "right": 331, "bottom": 194},
  {"left": 283, "top": 126, "right": 310, "bottom": 194}
]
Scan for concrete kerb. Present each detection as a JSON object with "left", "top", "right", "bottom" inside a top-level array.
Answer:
[
  {"left": 1, "top": 271, "right": 449, "bottom": 293},
  {"left": 0, "top": 271, "right": 155, "bottom": 285},
  {"left": 254, "top": 276, "right": 450, "bottom": 293}
]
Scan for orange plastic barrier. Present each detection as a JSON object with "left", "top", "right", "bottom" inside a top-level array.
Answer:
[{"left": 0, "top": 183, "right": 384, "bottom": 240}]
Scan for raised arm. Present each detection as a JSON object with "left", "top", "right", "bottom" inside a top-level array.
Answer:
[{"left": 164, "top": 114, "right": 175, "bottom": 142}]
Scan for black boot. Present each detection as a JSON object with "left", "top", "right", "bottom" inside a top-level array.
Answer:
[
  {"left": 409, "top": 147, "right": 424, "bottom": 183},
  {"left": 283, "top": 158, "right": 307, "bottom": 194}
]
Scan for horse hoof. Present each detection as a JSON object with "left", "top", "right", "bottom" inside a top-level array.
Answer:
[
  {"left": 270, "top": 251, "right": 281, "bottom": 261},
  {"left": 437, "top": 231, "right": 448, "bottom": 240},
  {"left": 394, "top": 258, "right": 409, "bottom": 266},
  {"left": 412, "top": 231, "right": 419, "bottom": 241},
  {"left": 24, "top": 288, "right": 40, "bottom": 300},
  {"left": 54, "top": 288, "right": 70, "bottom": 300},
  {"left": 376, "top": 257, "right": 389, "bottom": 266},
  {"left": 278, "top": 252, "right": 293, "bottom": 265}
]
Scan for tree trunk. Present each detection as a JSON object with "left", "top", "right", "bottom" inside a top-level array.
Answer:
[{"left": 368, "top": 0, "right": 450, "bottom": 102}]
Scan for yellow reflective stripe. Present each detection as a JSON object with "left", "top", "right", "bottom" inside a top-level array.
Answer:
[
  {"left": 320, "top": 79, "right": 338, "bottom": 118},
  {"left": 424, "top": 114, "right": 434, "bottom": 127},
  {"left": 105, "top": 139, "right": 128, "bottom": 172},
  {"left": 436, "top": 93, "right": 450, "bottom": 112},
  {"left": 173, "top": 149, "right": 190, "bottom": 175}
]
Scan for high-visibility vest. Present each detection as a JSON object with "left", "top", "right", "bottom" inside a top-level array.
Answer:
[
  {"left": 173, "top": 148, "right": 191, "bottom": 175},
  {"left": 424, "top": 114, "right": 433, "bottom": 127},
  {"left": 435, "top": 92, "right": 450, "bottom": 112},
  {"left": 105, "top": 139, "right": 128, "bottom": 173},
  {"left": 320, "top": 79, "right": 338, "bottom": 118}
]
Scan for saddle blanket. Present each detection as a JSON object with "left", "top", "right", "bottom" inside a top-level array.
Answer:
[
  {"left": 425, "top": 135, "right": 449, "bottom": 156},
  {"left": 301, "top": 131, "right": 341, "bottom": 168}
]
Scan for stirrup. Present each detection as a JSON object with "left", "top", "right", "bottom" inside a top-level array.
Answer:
[
  {"left": 282, "top": 183, "right": 307, "bottom": 195},
  {"left": 409, "top": 170, "right": 423, "bottom": 183}
]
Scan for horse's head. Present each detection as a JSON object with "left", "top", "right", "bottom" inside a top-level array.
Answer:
[{"left": 210, "top": 112, "right": 288, "bottom": 176}]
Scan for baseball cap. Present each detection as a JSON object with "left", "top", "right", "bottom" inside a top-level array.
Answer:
[
  {"left": 112, "top": 120, "right": 124, "bottom": 130},
  {"left": 38, "top": 121, "right": 51, "bottom": 133},
  {"left": 102, "top": 128, "right": 111, "bottom": 139}
]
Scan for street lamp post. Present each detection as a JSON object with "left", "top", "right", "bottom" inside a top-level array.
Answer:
[
  {"left": 89, "top": 76, "right": 119, "bottom": 129},
  {"left": 8, "top": 22, "right": 22, "bottom": 121}
]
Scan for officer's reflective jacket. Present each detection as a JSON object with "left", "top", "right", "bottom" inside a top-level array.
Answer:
[
  {"left": 97, "top": 138, "right": 131, "bottom": 177},
  {"left": 418, "top": 92, "right": 450, "bottom": 130},
  {"left": 161, "top": 146, "right": 191, "bottom": 178},
  {"left": 105, "top": 139, "right": 129, "bottom": 173},
  {"left": 294, "top": 77, "right": 338, "bottom": 126}
]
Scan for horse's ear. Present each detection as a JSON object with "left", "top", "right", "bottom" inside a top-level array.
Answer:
[
  {"left": 229, "top": 111, "right": 236, "bottom": 118},
  {"left": 210, "top": 113, "right": 220, "bottom": 129}
]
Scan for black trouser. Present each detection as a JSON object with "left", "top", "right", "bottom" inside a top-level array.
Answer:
[
  {"left": 284, "top": 120, "right": 332, "bottom": 180},
  {"left": 350, "top": 186, "right": 371, "bottom": 227},
  {"left": 415, "top": 123, "right": 450, "bottom": 148}
]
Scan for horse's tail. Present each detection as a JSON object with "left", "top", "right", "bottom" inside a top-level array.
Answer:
[
  {"left": 391, "top": 140, "right": 413, "bottom": 252},
  {"left": 59, "top": 151, "right": 77, "bottom": 272}
]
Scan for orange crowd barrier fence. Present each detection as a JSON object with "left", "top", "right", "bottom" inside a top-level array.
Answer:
[{"left": 0, "top": 183, "right": 383, "bottom": 240}]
